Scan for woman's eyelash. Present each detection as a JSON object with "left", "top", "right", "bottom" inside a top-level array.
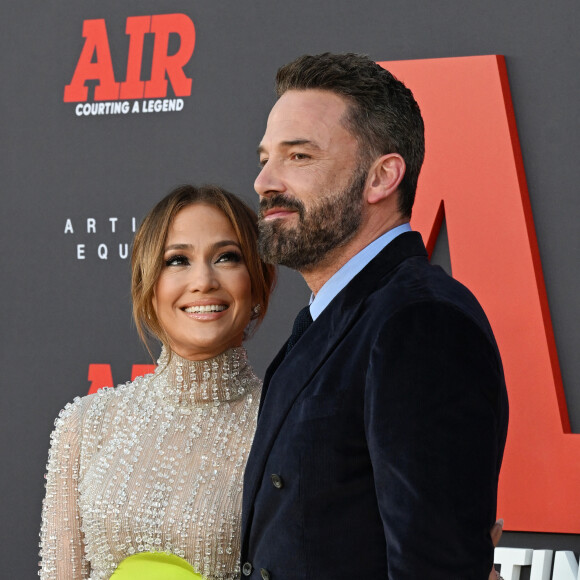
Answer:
[
  {"left": 164, "top": 251, "right": 242, "bottom": 266},
  {"left": 165, "top": 254, "right": 189, "bottom": 266},
  {"left": 216, "top": 251, "right": 242, "bottom": 263}
]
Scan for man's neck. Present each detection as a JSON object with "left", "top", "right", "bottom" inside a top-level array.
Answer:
[{"left": 300, "top": 215, "right": 408, "bottom": 295}]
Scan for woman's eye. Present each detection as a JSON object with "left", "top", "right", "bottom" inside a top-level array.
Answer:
[
  {"left": 165, "top": 255, "right": 189, "bottom": 267},
  {"left": 216, "top": 251, "right": 242, "bottom": 264}
]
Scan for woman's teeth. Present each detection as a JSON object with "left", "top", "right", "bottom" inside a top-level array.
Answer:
[{"left": 184, "top": 305, "right": 227, "bottom": 313}]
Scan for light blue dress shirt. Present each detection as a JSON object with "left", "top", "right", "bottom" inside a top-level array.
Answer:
[{"left": 309, "top": 223, "right": 412, "bottom": 321}]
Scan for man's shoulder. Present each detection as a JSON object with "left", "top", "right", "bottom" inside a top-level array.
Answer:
[
  {"left": 372, "top": 249, "right": 468, "bottom": 299},
  {"left": 365, "top": 255, "right": 492, "bottom": 333},
  {"left": 324, "top": 231, "right": 494, "bottom": 337},
  {"left": 347, "top": 230, "right": 468, "bottom": 305}
]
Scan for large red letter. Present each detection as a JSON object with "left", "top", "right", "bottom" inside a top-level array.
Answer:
[
  {"left": 119, "top": 16, "right": 151, "bottom": 100},
  {"left": 87, "top": 364, "right": 156, "bottom": 395},
  {"left": 131, "top": 364, "right": 157, "bottom": 380},
  {"left": 144, "top": 14, "right": 195, "bottom": 98},
  {"left": 87, "top": 364, "right": 113, "bottom": 395},
  {"left": 380, "top": 55, "right": 580, "bottom": 533},
  {"left": 64, "top": 19, "right": 120, "bottom": 102}
]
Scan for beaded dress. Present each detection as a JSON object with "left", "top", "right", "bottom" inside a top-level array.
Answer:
[{"left": 39, "top": 347, "right": 261, "bottom": 580}]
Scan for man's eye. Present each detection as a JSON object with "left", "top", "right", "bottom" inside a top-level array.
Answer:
[
  {"left": 291, "top": 153, "right": 309, "bottom": 161},
  {"left": 258, "top": 158, "right": 268, "bottom": 168},
  {"left": 165, "top": 255, "right": 189, "bottom": 267},
  {"left": 216, "top": 251, "right": 242, "bottom": 264}
]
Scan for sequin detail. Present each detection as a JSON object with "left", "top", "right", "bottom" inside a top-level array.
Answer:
[{"left": 39, "top": 347, "right": 261, "bottom": 580}]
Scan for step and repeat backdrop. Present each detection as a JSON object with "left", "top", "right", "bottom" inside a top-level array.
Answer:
[{"left": 3, "top": 1, "right": 580, "bottom": 578}]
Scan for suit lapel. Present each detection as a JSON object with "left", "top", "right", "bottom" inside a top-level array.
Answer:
[
  {"left": 258, "top": 341, "right": 287, "bottom": 414},
  {"left": 242, "top": 232, "right": 428, "bottom": 527}
]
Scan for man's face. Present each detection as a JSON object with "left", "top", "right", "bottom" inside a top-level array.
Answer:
[{"left": 255, "top": 89, "right": 368, "bottom": 270}]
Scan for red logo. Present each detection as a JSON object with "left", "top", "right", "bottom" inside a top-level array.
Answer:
[{"left": 64, "top": 14, "right": 195, "bottom": 104}]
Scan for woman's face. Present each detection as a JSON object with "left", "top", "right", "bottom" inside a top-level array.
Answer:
[{"left": 153, "top": 203, "right": 254, "bottom": 360}]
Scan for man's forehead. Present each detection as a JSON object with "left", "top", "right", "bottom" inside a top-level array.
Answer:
[
  {"left": 258, "top": 90, "right": 352, "bottom": 151},
  {"left": 269, "top": 89, "right": 348, "bottom": 123}
]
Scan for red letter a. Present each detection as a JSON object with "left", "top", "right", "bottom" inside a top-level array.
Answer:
[
  {"left": 64, "top": 19, "right": 120, "bottom": 103},
  {"left": 380, "top": 55, "right": 580, "bottom": 534}
]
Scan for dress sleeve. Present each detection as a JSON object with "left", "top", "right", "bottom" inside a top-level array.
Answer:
[{"left": 39, "top": 397, "right": 90, "bottom": 579}]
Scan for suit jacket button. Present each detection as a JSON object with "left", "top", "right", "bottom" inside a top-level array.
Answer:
[
  {"left": 270, "top": 474, "right": 284, "bottom": 489},
  {"left": 260, "top": 568, "right": 271, "bottom": 580},
  {"left": 242, "top": 562, "right": 253, "bottom": 576}
]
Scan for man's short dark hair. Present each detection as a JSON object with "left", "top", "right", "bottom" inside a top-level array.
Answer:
[{"left": 275, "top": 52, "right": 425, "bottom": 218}]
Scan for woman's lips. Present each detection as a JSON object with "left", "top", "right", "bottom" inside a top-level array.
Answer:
[
  {"left": 181, "top": 303, "right": 229, "bottom": 320},
  {"left": 184, "top": 305, "right": 227, "bottom": 313}
]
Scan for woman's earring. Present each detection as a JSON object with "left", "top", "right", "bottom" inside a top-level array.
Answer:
[{"left": 252, "top": 304, "right": 262, "bottom": 318}]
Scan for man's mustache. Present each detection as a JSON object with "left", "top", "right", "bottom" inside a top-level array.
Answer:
[{"left": 259, "top": 195, "right": 304, "bottom": 219}]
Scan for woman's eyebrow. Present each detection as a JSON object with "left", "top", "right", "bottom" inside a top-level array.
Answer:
[
  {"left": 164, "top": 243, "right": 193, "bottom": 252},
  {"left": 164, "top": 240, "right": 241, "bottom": 252},
  {"left": 212, "top": 240, "right": 241, "bottom": 251}
]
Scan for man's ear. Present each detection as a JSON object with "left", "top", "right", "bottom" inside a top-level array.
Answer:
[{"left": 365, "top": 153, "right": 406, "bottom": 205}]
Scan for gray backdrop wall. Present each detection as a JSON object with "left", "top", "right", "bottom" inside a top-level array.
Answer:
[{"left": 2, "top": 1, "right": 580, "bottom": 577}]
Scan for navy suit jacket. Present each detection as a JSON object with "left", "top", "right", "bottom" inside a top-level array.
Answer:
[{"left": 241, "top": 231, "right": 509, "bottom": 579}]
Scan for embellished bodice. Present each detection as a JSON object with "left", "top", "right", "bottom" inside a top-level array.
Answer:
[{"left": 39, "top": 347, "right": 261, "bottom": 580}]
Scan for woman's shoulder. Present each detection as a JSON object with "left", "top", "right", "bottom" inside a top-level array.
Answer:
[
  {"left": 49, "top": 389, "right": 111, "bottom": 438},
  {"left": 53, "top": 372, "right": 154, "bottom": 432}
]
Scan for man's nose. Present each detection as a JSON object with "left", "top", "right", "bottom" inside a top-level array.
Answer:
[{"left": 254, "top": 161, "right": 286, "bottom": 198}]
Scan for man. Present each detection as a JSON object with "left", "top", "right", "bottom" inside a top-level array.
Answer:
[{"left": 241, "top": 53, "right": 508, "bottom": 579}]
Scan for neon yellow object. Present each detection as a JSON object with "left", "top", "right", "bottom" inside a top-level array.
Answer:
[{"left": 110, "top": 552, "right": 205, "bottom": 579}]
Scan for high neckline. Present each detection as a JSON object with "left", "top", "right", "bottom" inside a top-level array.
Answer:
[{"left": 153, "top": 346, "right": 257, "bottom": 407}]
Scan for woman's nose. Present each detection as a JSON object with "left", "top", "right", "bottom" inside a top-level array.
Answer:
[{"left": 188, "top": 262, "right": 219, "bottom": 293}]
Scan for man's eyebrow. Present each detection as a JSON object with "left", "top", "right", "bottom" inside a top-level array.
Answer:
[
  {"left": 257, "top": 139, "right": 321, "bottom": 156},
  {"left": 282, "top": 139, "right": 321, "bottom": 149}
]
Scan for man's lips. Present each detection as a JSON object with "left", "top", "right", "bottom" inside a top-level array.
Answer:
[{"left": 262, "top": 208, "right": 298, "bottom": 220}]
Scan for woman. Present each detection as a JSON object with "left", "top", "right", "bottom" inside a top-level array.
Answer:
[{"left": 39, "top": 184, "right": 275, "bottom": 579}]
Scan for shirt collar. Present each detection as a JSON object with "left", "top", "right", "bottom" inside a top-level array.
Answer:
[{"left": 309, "top": 223, "right": 412, "bottom": 321}]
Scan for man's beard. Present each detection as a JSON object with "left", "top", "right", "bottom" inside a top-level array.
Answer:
[{"left": 258, "top": 166, "right": 367, "bottom": 271}]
